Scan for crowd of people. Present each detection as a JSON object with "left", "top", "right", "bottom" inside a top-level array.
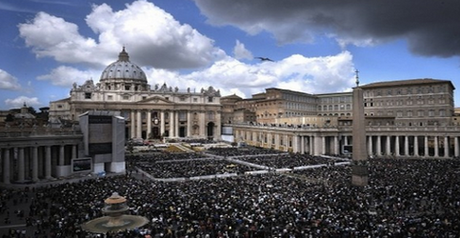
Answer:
[{"left": 1, "top": 149, "right": 460, "bottom": 237}]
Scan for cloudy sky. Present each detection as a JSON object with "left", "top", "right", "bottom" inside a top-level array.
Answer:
[{"left": 1, "top": 0, "right": 460, "bottom": 110}]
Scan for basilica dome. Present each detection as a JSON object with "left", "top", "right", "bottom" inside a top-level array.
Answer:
[{"left": 99, "top": 48, "right": 148, "bottom": 91}]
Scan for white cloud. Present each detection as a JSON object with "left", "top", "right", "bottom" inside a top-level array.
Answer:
[
  {"left": 37, "top": 66, "right": 98, "bottom": 87},
  {"left": 0, "top": 69, "right": 21, "bottom": 90},
  {"left": 233, "top": 40, "right": 253, "bottom": 60},
  {"left": 18, "top": 12, "right": 100, "bottom": 65},
  {"left": 18, "top": 0, "right": 226, "bottom": 70},
  {"left": 5, "top": 96, "right": 41, "bottom": 109},
  {"left": 149, "top": 51, "right": 355, "bottom": 99}
]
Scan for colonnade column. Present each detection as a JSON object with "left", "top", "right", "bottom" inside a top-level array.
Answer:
[
  {"left": 434, "top": 136, "right": 439, "bottom": 157},
  {"left": 395, "top": 136, "right": 400, "bottom": 156},
  {"left": 322, "top": 136, "right": 326, "bottom": 155},
  {"left": 18, "top": 147, "right": 25, "bottom": 182},
  {"left": 285, "top": 135, "right": 289, "bottom": 152},
  {"left": 424, "top": 136, "right": 429, "bottom": 157},
  {"left": 444, "top": 136, "right": 449, "bottom": 157},
  {"left": 455, "top": 137, "right": 459, "bottom": 157},
  {"left": 300, "top": 136, "right": 305, "bottom": 154},
  {"left": 334, "top": 136, "right": 339, "bottom": 155},
  {"left": 3, "top": 149, "right": 10, "bottom": 184},
  {"left": 310, "top": 136, "right": 314, "bottom": 155},
  {"left": 376, "top": 136, "right": 382, "bottom": 156},
  {"left": 386, "top": 136, "right": 391, "bottom": 156},
  {"left": 404, "top": 136, "right": 409, "bottom": 156},
  {"left": 414, "top": 136, "right": 419, "bottom": 157},
  {"left": 368, "top": 136, "right": 373, "bottom": 156},
  {"left": 32, "top": 146, "right": 39, "bottom": 182}
]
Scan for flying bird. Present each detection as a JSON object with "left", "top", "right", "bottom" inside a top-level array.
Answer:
[{"left": 255, "top": 57, "right": 274, "bottom": 62}]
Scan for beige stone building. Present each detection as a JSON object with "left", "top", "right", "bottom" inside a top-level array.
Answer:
[
  {"left": 231, "top": 78, "right": 460, "bottom": 159},
  {"left": 49, "top": 48, "right": 222, "bottom": 141}
]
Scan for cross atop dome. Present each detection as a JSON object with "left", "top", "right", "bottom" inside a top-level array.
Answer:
[{"left": 118, "top": 46, "right": 130, "bottom": 62}]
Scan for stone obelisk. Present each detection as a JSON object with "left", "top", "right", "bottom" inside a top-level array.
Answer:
[{"left": 351, "top": 70, "right": 368, "bottom": 186}]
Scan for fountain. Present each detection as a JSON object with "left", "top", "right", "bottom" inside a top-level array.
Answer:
[{"left": 81, "top": 192, "right": 149, "bottom": 233}]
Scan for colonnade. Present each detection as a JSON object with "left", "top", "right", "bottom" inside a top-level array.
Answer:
[
  {"left": 0, "top": 144, "right": 78, "bottom": 184},
  {"left": 235, "top": 127, "right": 460, "bottom": 158},
  {"left": 128, "top": 109, "right": 221, "bottom": 140}
]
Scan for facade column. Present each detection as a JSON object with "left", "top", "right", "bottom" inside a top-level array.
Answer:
[
  {"left": 404, "top": 136, "right": 409, "bottom": 156},
  {"left": 424, "top": 136, "right": 429, "bottom": 157},
  {"left": 187, "top": 111, "right": 192, "bottom": 137},
  {"left": 160, "top": 111, "right": 165, "bottom": 137},
  {"left": 147, "top": 111, "right": 152, "bottom": 139},
  {"left": 444, "top": 136, "right": 449, "bottom": 157},
  {"left": 18, "top": 147, "right": 25, "bottom": 182},
  {"left": 395, "top": 136, "right": 400, "bottom": 156},
  {"left": 386, "top": 136, "right": 391, "bottom": 156},
  {"left": 175, "top": 111, "right": 180, "bottom": 138},
  {"left": 136, "top": 110, "right": 142, "bottom": 139},
  {"left": 455, "top": 137, "right": 459, "bottom": 157},
  {"left": 344, "top": 136, "right": 348, "bottom": 145},
  {"left": 368, "top": 136, "right": 373, "bottom": 156},
  {"left": 171, "top": 111, "right": 177, "bottom": 137},
  {"left": 45, "top": 146, "right": 52, "bottom": 179},
  {"left": 376, "top": 136, "right": 382, "bottom": 156},
  {"left": 32, "top": 146, "right": 39, "bottom": 182},
  {"left": 200, "top": 111, "right": 206, "bottom": 138},
  {"left": 414, "top": 136, "right": 419, "bottom": 157},
  {"left": 434, "top": 136, "right": 439, "bottom": 157},
  {"left": 3, "top": 149, "right": 10, "bottom": 184},
  {"left": 130, "top": 110, "right": 136, "bottom": 139}
]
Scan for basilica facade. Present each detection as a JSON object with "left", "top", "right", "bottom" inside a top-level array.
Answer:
[{"left": 49, "top": 48, "right": 222, "bottom": 141}]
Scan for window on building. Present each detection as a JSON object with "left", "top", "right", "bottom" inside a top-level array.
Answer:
[
  {"left": 107, "top": 95, "right": 113, "bottom": 100},
  {"left": 123, "top": 95, "right": 130, "bottom": 100},
  {"left": 85, "top": 93, "right": 92, "bottom": 99},
  {"left": 193, "top": 98, "right": 198, "bottom": 102},
  {"left": 179, "top": 111, "right": 187, "bottom": 121},
  {"left": 125, "top": 85, "right": 130, "bottom": 90},
  {"left": 207, "top": 111, "right": 215, "bottom": 120},
  {"left": 428, "top": 110, "right": 435, "bottom": 117},
  {"left": 439, "top": 109, "right": 446, "bottom": 117},
  {"left": 208, "top": 97, "right": 213, "bottom": 102}
]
